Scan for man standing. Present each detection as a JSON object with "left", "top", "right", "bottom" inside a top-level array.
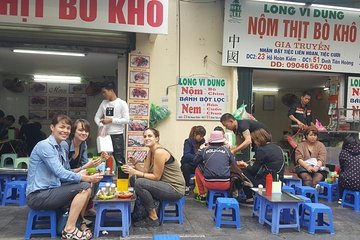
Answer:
[
  {"left": 220, "top": 113, "right": 269, "bottom": 155},
  {"left": 288, "top": 91, "right": 313, "bottom": 133},
  {"left": 94, "top": 81, "right": 129, "bottom": 168}
]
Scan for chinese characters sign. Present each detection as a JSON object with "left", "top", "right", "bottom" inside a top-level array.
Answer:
[
  {"left": 0, "top": 0, "right": 168, "bottom": 34},
  {"left": 177, "top": 77, "right": 227, "bottom": 120},
  {"left": 223, "top": 0, "right": 360, "bottom": 73},
  {"left": 347, "top": 77, "right": 360, "bottom": 121}
]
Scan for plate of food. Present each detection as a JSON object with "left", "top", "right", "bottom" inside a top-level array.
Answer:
[
  {"left": 96, "top": 190, "right": 115, "bottom": 200},
  {"left": 117, "top": 191, "right": 134, "bottom": 199}
]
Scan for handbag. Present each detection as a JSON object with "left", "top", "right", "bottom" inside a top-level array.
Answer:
[{"left": 96, "top": 135, "right": 113, "bottom": 153}]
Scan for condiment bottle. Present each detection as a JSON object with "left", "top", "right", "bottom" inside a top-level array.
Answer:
[{"left": 265, "top": 173, "right": 273, "bottom": 196}]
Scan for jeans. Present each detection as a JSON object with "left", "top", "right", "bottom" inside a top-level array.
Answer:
[
  {"left": 110, "top": 134, "right": 125, "bottom": 168},
  {"left": 134, "top": 178, "right": 183, "bottom": 212},
  {"left": 181, "top": 163, "right": 196, "bottom": 186}
]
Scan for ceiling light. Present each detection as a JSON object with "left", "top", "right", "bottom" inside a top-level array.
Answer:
[
  {"left": 13, "top": 49, "right": 86, "bottom": 57},
  {"left": 253, "top": 87, "right": 279, "bottom": 92},
  {"left": 34, "top": 75, "right": 82, "bottom": 84}
]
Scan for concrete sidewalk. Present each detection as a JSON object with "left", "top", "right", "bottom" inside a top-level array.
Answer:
[{"left": 0, "top": 195, "right": 359, "bottom": 239}]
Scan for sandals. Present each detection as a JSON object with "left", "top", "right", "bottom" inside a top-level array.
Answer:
[
  {"left": 61, "top": 227, "right": 92, "bottom": 240},
  {"left": 80, "top": 221, "right": 93, "bottom": 236}
]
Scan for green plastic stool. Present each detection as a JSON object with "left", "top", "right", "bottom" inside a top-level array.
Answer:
[{"left": 15, "top": 157, "right": 29, "bottom": 169}]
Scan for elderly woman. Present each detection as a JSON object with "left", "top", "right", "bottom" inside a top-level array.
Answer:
[
  {"left": 122, "top": 128, "right": 185, "bottom": 227},
  {"left": 238, "top": 128, "right": 284, "bottom": 204},
  {"left": 338, "top": 134, "right": 360, "bottom": 202},
  {"left": 26, "top": 115, "right": 103, "bottom": 239},
  {"left": 295, "top": 126, "right": 327, "bottom": 187}
]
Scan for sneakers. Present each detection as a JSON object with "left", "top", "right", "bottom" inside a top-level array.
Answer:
[
  {"left": 338, "top": 198, "right": 342, "bottom": 205},
  {"left": 185, "top": 186, "right": 190, "bottom": 196},
  {"left": 194, "top": 194, "right": 207, "bottom": 203},
  {"left": 133, "top": 217, "right": 160, "bottom": 228}
]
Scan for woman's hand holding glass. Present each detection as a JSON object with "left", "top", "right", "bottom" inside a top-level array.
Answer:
[{"left": 121, "top": 164, "right": 136, "bottom": 175}]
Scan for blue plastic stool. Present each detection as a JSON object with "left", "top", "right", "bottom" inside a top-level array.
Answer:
[
  {"left": 153, "top": 234, "right": 180, "bottom": 240},
  {"left": 301, "top": 203, "right": 335, "bottom": 234},
  {"left": 341, "top": 189, "right": 360, "bottom": 212},
  {"left": 100, "top": 175, "right": 114, "bottom": 183},
  {"left": 2, "top": 180, "right": 27, "bottom": 206},
  {"left": 282, "top": 185, "right": 295, "bottom": 194},
  {"left": 159, "top": 197, "right": 185, "bottom": 224},
  {"left": 283, "top": 178, "right": 302, "bottom": 189},
  {"left": 318, "top": 181, "right": 339, "bottom": 202},
  {"left": 295, "top": 186, "right": 318, "bottom": 203},
  {"left": 207, "top": 189, "right": 228, "bottom": 210},
  {"left": 214, "top": 197, "right": 240, "bottom": 229},
  {"left": 25, "top": 209, "right": 57, "bottom": 239},
  {"left": 94, "top": 201, "right": 131, "bottom": 238}
]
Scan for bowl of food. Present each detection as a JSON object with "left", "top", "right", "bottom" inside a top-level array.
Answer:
[{"left": 117, "top": 191, "right": 133, "bottom": 199}]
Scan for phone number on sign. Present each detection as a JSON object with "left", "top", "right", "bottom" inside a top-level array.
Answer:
[{"left": 286, "top": 62, "right": 332, "bottom": 70}]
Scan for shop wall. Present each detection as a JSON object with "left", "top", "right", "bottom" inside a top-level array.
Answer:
[
  {"left": 254, "top": 89, "right": 330, "bottom": 143},
  {"left": 133, "top": 0, "right": 236, "bottom": 160},
  {"left": 0, "top": 75, "right": 29, "bottom": 131},
  {"left": 0, "top": 74, "right": 106, "bottom": 153}
]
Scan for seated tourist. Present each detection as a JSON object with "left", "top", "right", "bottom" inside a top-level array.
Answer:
[
  {"left": 122, "top": 128, "right": 185, "bottom": 227},
  {"left": 338, "top": 134, "right": 360, "bottom": 202},
  {"left": 295, "top": 126, "right": 327, "bottom": 187},
  {"left": 238, "top": 128, "right": 284, "bottom": 204},
  {"left": 63, "top": 119, "right": 108, "bottom": 173},
  {"left": 26, "top": 115, "right": 103, "bottom": 240},
  {"left": 193, "top": 130, "right": 236, "bottom": 202},
  {"left": 180, "top": 125, "right": 206, "bottom": 195},
  {"left": 62, "top": 118, "right": 109, "bottom": 216}
]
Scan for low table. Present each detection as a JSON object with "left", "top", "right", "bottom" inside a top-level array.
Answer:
[
  {"left": 0, "top": 168, "right": 27, "bottom": 182},
  {"left": 252, "top": 188, "right": 303, "bottom": 234},
  {"left": 282, "top": 176, "right": 302, "bottom": 188},
  {"left": 93, "top": 196, "right": 135, "bottom": 238}
]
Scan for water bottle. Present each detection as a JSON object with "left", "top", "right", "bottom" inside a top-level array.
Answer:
[{"left": 265, "top": 173, "right": 273, "bottom": 196}]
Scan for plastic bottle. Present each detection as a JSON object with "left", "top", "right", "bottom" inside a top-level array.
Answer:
[
  {"left": 106, "top": 156, "right": 113, "bottom": 174},
  {"left": 265, "top": 173, "right": 273, "bottom": 196}
]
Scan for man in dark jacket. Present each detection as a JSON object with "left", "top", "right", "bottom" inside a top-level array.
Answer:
[{"left": 288, "top": 91, "right": 314, "bottom": 133}]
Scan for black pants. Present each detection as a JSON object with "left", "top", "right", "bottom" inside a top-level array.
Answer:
[
  {"left": 181, "top": 163, "right": 196, "bottom": 187},
  {"left": 242, "top": 169, "right": 265, "bottom": 199},
  {"left": 110, "top": 134, "right": 125, "bottom": 169}
]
